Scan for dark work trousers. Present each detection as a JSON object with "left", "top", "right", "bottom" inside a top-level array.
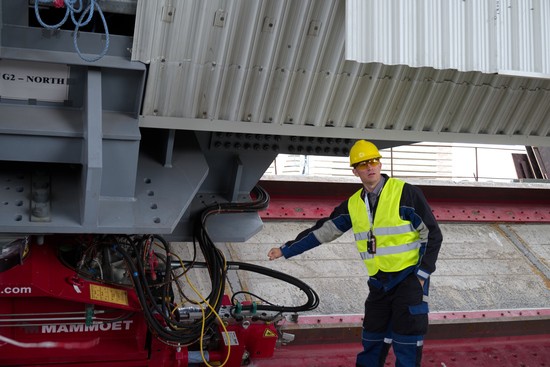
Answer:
[{"left": 356, "top": 272, "right": 428, "bottom": 367}]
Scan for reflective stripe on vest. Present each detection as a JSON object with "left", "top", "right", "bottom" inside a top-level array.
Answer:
[
  {"left": 359, "top": 240, "right": 421, "bottom": 259},
  {"left": 348, "top": 178, "right": 421, "bottom": 276},
  {"left": 354, "top": 223, "right": 415, "bottom": 241}
]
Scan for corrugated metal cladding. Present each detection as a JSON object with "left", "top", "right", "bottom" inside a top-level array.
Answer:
[
  {"left": 346, "top": 0, "right": 550, "bottom": 75},
  {"left": 133, "top": 0, "right": 550, "bottom": 148}
]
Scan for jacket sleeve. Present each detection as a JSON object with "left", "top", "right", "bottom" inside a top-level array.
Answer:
[
  {"left": 399, "top": 183, "right": 443, "bottom": 280},
  {"left": 280, "top": 199, "right": 353, "bottom": 259}
]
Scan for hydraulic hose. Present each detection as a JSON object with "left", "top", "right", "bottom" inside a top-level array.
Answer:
[
  {"left": 170, "top": 260, "right": 320, "bottom": 314},
  {"left": 227, "top": 261, "right": 319, "bottom": 313},
  {"left": 113, "top": 185, "right": 319, "bottom": 346}
]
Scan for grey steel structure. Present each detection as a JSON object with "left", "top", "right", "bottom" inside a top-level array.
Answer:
[{"left": 0, "top": 0, "right": 549, "bottom": 241}]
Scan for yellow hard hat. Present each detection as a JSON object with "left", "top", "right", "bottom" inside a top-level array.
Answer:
[{"left": 349, "top": 140, "right": 381, "bottom": 166}]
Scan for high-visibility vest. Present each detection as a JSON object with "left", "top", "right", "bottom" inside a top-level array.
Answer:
[{"left": 348, "top": 178, "right": 421, "bottom": 276}]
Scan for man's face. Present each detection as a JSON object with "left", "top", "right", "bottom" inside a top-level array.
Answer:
[{"left": 352, "top": 158, "right": 382, "bottom": 187}]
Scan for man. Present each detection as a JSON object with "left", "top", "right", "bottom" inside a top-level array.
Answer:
[{"left": 267, "top": 139, "right": 443, "bottom": 367}]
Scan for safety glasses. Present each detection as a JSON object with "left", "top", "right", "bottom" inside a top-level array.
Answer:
[{"left": 354, "top": 158, "right": 380, "bottom": 170}]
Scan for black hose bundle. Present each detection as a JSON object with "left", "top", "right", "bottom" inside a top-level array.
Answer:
[
  {"left": 115, "top": 185, "right": 319, "bottom": 346},
  {"left": 227, "top": 261, "right": 319, "bottom": 314},
  {"left": 192, "top": 186, "right": 271, "bottom": 317},
  {"left": 115, "top": 235, "right": 208, "bottom": 345},
  {"left": 168, "top": 259, "right": 320, "bottom": 316}
]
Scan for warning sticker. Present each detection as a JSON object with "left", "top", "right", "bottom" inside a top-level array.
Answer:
[
  {"left": 89, "top": 284, "right": 129, "bottom": 306},
  {"left": 263, "top": 328, "right": 277, "bottom": 338},
  {"left": 222, "top": 331, "right": 239, "bottom": 346}
]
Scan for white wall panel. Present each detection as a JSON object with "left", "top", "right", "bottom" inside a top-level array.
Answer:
[{"left": 346, "top": 0, "right": 550, "bottom": 76}]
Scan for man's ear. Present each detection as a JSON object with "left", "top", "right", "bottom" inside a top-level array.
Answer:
[{"left": 352, "top": 168, "right": 359, "bottom": 177}]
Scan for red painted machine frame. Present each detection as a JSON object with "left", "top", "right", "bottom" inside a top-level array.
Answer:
[
  {"left": 0, "top": 239, "right": 280, "bottom": 367},
  {"left": 0, "top": 240, "right": 148, "bottom": 366}
]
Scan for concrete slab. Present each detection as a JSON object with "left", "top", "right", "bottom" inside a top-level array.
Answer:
[
  {"left": 170, "top": 220, "right": 550, "bottom": 316},
  {"left": 507, "top": 223, "right": 550, "bottom": 271}
]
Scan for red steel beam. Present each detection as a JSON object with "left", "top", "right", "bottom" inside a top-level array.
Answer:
[
  {"left": 255, "top": 310, "right": 550, "bottom": 367},
  {"left": 258, "top": 179, "right": 550, "bottom": 222},
  {"left": 281, "top": 309, "right": 550, "bottom": 344},
  {"left": 255, "top": 334, "right": 550, "bottom": 367}
]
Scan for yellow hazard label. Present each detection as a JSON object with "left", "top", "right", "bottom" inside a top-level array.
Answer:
[
  {"left": 89, "top": 284, "right": 129, "bottom": 306},
  {"left": 263, "top": 328, "right": 277, "bottom": 338}
]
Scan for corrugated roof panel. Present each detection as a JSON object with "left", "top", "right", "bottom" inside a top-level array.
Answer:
[
  {"left": 220, "top": 2, "right": 264, "bottom": 121},
  {"left": 239, "top": 1, "right": 286, "bottom": 124},
  {"left": 217, "top": 64, "right": 244, "bottom": 121},
  {"left": 413, "top": 77, "right": 451, "bottom": 132},
  {"left": 346, "top": 0, "right": 550, "bottom": 76},
  {"left": 259, "top": 2, "right": 303, "bottom": 124},
  {"left": 536, "top": 94, "right": 550, "bottom": 137},
  {"left": 290, "top": 1, "right": 341, "bottom": 127},
  {"left": 134, "top": 0, "right": 550, "bottom": 147},
  {"left": 517, "top": 88, "right": 550, "bottom": 137},
  {"left": 324, "top": 66, "right": 357, "bottom": 128},
  {"left": 287, "top": 69, "right": 316, "bottom": 125}
]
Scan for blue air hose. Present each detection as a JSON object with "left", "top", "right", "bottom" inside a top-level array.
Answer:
[{"left": 34, "top": 0, "right": 110, "bottom": 62}]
